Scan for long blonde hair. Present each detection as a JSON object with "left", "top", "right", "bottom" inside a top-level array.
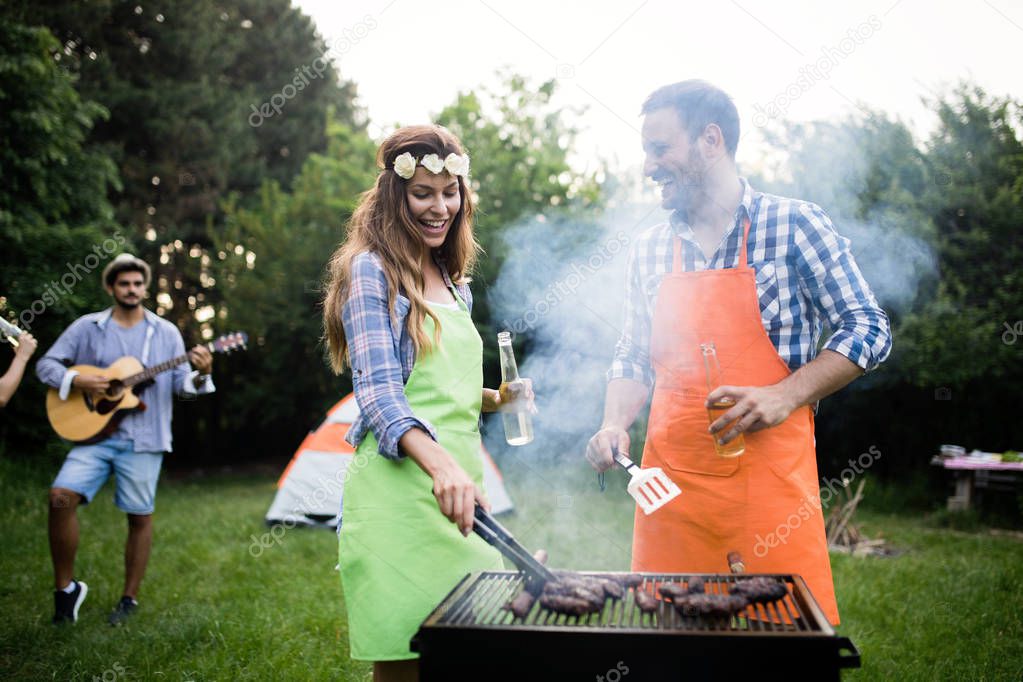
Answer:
[{"left": 323, "top": 125, "right": 480, "bottom": 374}]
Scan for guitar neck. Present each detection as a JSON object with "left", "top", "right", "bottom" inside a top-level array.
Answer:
[{"left": 123, "top": 342, "right": 211, "bottom": 387}]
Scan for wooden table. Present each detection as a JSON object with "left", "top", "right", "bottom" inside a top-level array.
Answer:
[{"left": 930, "top": 456, "right": 1023, "bottom": 510}]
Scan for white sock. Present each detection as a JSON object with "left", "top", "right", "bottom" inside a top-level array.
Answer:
[{"left": 60, "top": 580, "right": 77, "bottom": 594}]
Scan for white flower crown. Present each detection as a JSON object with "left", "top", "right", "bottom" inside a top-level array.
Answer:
[{"left": 392, "top": 152, "right": 470, "bottom": 180}]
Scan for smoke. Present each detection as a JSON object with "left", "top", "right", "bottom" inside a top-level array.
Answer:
[
  {"left": 483, "top": 189, "right": 936, "bottom": 467},
  {"left": 749, "top": 117, "right": 939, "bottom": 315},
  {"left": 484, "top": 204, "right": 665, "bottom": 463},
  {"left": 483, "top": 204, "right": 665, "bottom": 569},
  {"left": 837, "top": 213, "right": 937, "bottom": 315}
]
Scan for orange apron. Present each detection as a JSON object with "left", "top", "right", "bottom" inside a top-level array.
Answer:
[{"left": 632, "top": 218, "right": 840, "bottom": 625}]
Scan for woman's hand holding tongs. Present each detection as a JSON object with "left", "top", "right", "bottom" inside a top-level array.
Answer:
[{"left": 401, "top": 428, "right": 490, "bottom": 536}]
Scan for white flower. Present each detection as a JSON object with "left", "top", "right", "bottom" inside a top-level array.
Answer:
[
  {"left": 444, "top": 153, "right": 470, "bottom": 178},
  {"left": 421, "top": 153, "right": 444, "bottom": 174},
  {"left": 393, "top": 152, "right": 417, "bottom": 179}
]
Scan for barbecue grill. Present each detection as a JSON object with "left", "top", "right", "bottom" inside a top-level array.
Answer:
[{"left": 412, "top": 571, "right": 860, "bottom": 681}]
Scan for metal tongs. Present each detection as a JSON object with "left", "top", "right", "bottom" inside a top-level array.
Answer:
[
  {"left": 473, "top": 503, "right": 555, "bottom": 594},
  {"left": 612, "top": 447, "right": 682, "bottom": 515}
]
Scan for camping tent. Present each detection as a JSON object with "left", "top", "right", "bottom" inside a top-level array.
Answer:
[{"left": 265, "top": 394, "right": 514, "bottom": 527}]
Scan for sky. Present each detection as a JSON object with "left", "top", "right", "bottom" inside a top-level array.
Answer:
[{"left": 294, "top": 0, "right": 1023, "bottom": 177}]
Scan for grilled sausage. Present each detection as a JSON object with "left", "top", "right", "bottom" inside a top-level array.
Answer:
[
  {"left": 672, "top": 593, "right": 749, "bottom": 618},
  {"left": 542, "top": 580, "right": 605, "bottom": 608},
  {"left": 507, "top": 589, "right": 536, "bottom": 618},
  {"left": 596, "top": 577, "right": 624, "bottom": 600},
  {"left": 539, "top": 594, "right": 601, "bottom": 616},
  {"left": 729, "top": 577, "right": 788, "bottom": 604},
  {"left": 656, "top": 582, "right": 691, "bottom": 602},
  {"left": 620, "top": 573, "right": 645, "bottom": 588},
  {"left": 633, "top": 589, "right": 659, "bottom": 613}
]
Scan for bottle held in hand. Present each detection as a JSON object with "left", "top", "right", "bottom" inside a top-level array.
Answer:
[
  {"left": 701, "top": 342, "right": 745, "bottom": 458},
  {"left": 498, "top": 332, "right": 533, "bottom": 446}
]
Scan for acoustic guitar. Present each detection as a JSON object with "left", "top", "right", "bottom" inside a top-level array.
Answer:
[{"left": 46, "top": 331, "right": 247, "bottom": 443}]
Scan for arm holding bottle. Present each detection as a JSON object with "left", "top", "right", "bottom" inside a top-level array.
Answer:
[{"left": 0, "top": 333, "right": 38, "bottom": 407}]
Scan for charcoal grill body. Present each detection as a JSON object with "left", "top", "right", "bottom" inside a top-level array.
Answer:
[{"left": 412, "top": 571, "right": 860, "bottom": 681}]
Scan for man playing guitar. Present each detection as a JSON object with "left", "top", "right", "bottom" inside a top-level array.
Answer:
[{"left": 36, "top": 254, "right": 215, "bottom": 625}]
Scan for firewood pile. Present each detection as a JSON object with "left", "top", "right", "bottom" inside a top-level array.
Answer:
[{"left": 825, "top": 479, "right": 889, "bottom": 556}]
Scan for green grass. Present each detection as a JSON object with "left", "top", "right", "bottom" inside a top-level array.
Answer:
[
  {"left": 1, "top": 454, "right": 1021, "bottom": 681},
  {"left": 0, "top": 457, "right": 367, "bottom": 681}
]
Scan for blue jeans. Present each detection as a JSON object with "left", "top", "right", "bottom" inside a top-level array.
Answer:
[{"left": 52, "top": 439, "right": 164, "bottom": 515}]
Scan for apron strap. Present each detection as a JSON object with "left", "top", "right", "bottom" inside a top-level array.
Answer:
[{"left": 672, "top": 234, "right": 683, "bottom": 273}]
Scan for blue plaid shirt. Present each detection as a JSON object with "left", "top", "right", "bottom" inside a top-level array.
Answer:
[
  {"left": 609, "top": 179, "right": 892, "bottom": 387},
  {"left": 36, "top": 307, "right": 215, "bottom": 452},
  {"left": 342, "top": 251, "right": 473, "bottom": 459}
]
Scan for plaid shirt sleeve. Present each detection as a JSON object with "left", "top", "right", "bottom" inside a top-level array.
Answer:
[
  {"left": 607, "top": 239, "right": 656, "bottom": 387},
  {"left": 342, "top": 252, "right": 438, "bottom": 459},
  {"left": 793, "top": 203, "right": 892, "bottom": 371}
]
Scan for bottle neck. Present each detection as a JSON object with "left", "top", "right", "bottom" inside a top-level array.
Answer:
[
  {"left": 499, "top": 344, "right": 519, "bottom": 382},
  {"left": 703, "top": 350, "right": 721, "bottom": 391}
]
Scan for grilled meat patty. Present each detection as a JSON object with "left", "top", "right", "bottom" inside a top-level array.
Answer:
[
  {"left": 657, "top": 583, "right": 692, "bottom": 602},
  {"left": 634, "top": 589, "right": 659, "bottom": 613},
  {"left": 672, "top": 592, "right": 750, "bottom": 618},
  {"left": 539, "top": 593, "right": 602, "bottom": 616},
  {"left": 729, "top": 577, "right": 788, "bottom": 604},
  {"left": 508, "top": 589, "right": 537, "bottom": 618}
]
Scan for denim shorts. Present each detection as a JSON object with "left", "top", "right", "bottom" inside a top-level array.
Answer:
[{"left": 52, "top": 439, "right": 164, "bottom": 515}]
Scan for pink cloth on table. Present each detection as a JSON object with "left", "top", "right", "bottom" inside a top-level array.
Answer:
[{"left": 938, "top": 457, "right": 1023, "bottom": 471}]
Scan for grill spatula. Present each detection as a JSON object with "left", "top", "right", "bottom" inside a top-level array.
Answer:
[{"left": 612, "top": 447, "right": 682, "bottom": 515}]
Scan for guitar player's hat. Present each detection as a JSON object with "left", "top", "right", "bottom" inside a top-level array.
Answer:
[{"left": 103, "top": 253, "right": 152, "bottom": 287}]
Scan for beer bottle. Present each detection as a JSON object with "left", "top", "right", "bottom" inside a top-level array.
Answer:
[
  {"left": 498, "top": 332, "right": 533, "bottom": 446},
  {"left": 701, "top": 342, "right": 745, "bottom": 457}
]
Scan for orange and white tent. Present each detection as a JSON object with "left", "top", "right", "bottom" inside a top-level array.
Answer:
[{"left": 265, "top": 394, "right": 515, "bottom": 527}]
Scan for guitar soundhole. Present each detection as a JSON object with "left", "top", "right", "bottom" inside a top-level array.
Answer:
[
  {"left": 95, "top": 380, "right": 125, "bottom": 415},
  {"left": 106, "top": 380, "right": 125, "bottom": 399}
]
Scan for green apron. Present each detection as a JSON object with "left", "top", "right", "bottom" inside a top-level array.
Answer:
[{"left": 338, "top": 292, "right": 502, "bottom": 661}]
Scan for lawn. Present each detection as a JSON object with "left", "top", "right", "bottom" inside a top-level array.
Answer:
[{"left": 0, "top": 453, "right": 1020, "bottom": 681}]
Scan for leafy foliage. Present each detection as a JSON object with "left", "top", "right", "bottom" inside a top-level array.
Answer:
[
  {"left": 754, "top": 85, "right": 1023, "bottom": 478},
  {"left": 434, "top": 72, "right": 603, "bottom": 376},
  {"left": 0, "top": 21, "right": 121, "bottom": 454},
  {"left": 204, "top": 118, "right": 378, "bottom": 456}
]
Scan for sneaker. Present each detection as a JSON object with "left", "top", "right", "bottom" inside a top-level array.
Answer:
[
  {"left": 53, "top": 579, "right": 88, "bottom": 624},
  {"left": 107, "top": 596, "right": 138, "bottom": 626}
]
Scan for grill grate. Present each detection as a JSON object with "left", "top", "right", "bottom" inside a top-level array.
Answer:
[
  {"left": 428, "top": 571, "right": 831, "bottom": 635},
  {"left": 414, "top": 571, "right": 860, "bottom": 681}
]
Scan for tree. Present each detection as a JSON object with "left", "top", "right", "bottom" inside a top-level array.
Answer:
[
  {"left": 434, "top": 72, "right": 603, "bottom": 379},
  {"left": 196, "top": 117, "right": 378, "bottom": 460},
  {"left": 753, "top": 86, "right": 1023, "bottom": 485},
  {"left": 12, "top": 0, "right": 363, "bottom": 346},
  {"left": 0, "top": 21, "right": 121, "bottom": 457}
]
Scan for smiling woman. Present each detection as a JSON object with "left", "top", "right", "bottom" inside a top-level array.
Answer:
[{"left": 320, "top": 125, "right": 534, "bottom": 682}]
